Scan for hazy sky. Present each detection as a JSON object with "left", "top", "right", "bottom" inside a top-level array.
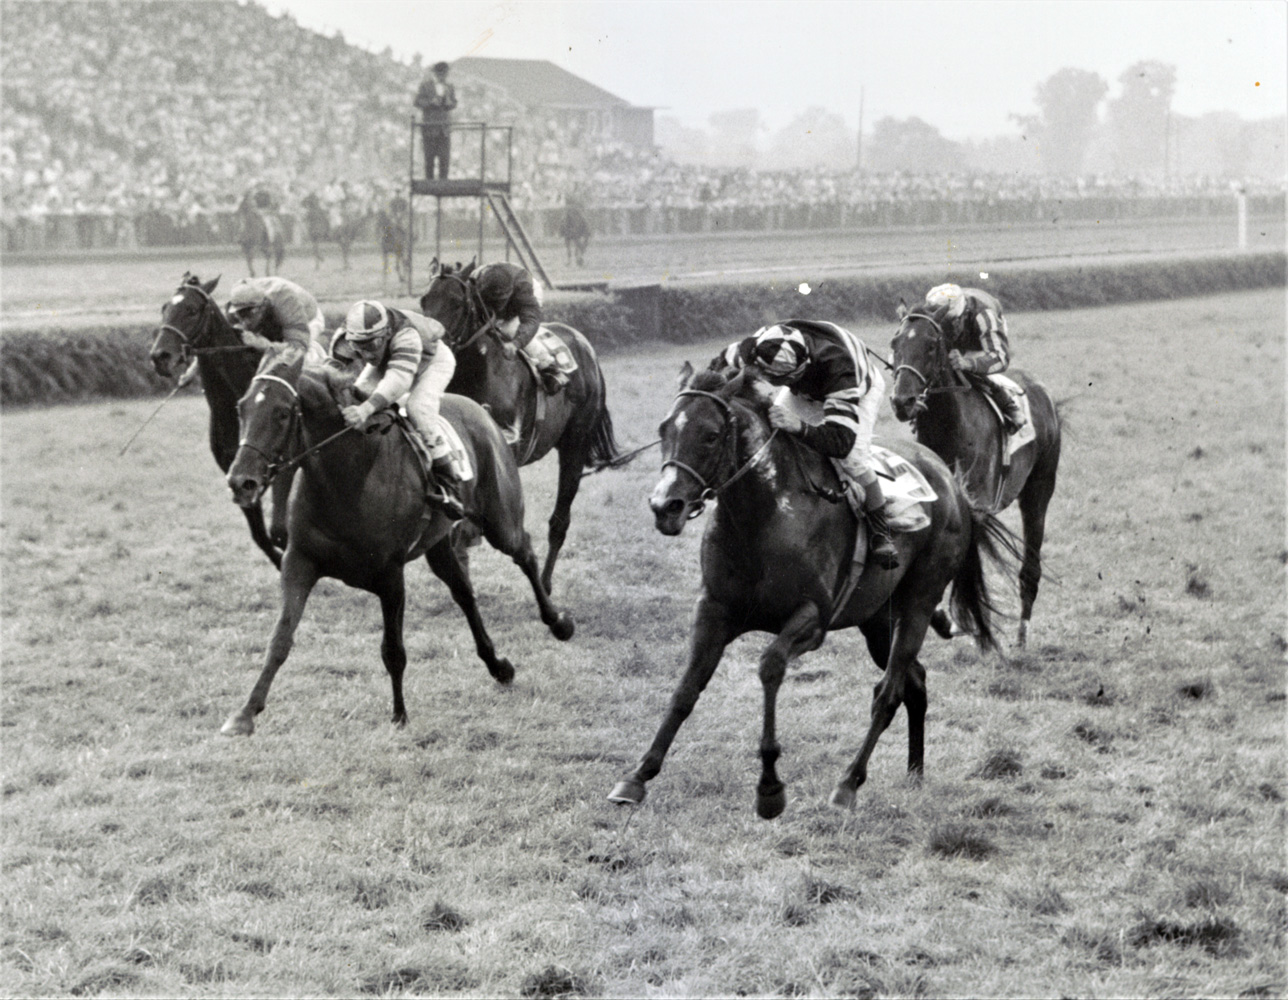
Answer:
[{"left": 267, "top": 0, "right": 1287, "bottom": 139}]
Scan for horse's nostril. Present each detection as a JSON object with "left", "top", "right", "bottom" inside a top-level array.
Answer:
[{"left": 657, "top": 498, "right": 685, "bottom": 517}]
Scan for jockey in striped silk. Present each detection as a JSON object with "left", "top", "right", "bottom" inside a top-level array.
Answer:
[
  {"left": 335, "top": 300, "right": 464, "bottom": 520},
  {"left": 923, "top": 283, "right": 1026, "bottom": 432},
  {"left": 714, "top": 320, "right": 900, "bottom": 569},
  {"left": 226, "top": 276, "right": 328, "bottom": 365}
]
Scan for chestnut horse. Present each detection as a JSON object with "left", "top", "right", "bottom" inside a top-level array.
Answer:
[
  {"left": 420, "top": 259, "right": 629, "bottom": 593},
  {"left": 222, "top": 347, "right": 574, "bottom": 736},
  {"left": 889, "top": 306, "right": 1061, "bottom": 647},
  {"left": 608, "top": 367, "right": 1019, "bottom": 818}
]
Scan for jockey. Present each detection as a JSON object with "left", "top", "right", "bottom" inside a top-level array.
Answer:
[
  {"left": 335, "top": 300, "right": 464, "bottom": 521},
  {"left": 473, "top": 261, "right": 569, "bottom": 394},
  {"left": 923, "top": 283, "right": 1025, "bottom": 433},
  {"left": 715, "top": 320, "right": 899, "bottom": 570},
  {"left": 226, "top": 276, "right": 328, "bottom": 365}
]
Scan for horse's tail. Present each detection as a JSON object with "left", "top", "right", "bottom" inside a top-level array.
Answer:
[
  {"left": 587, "top": 401, "right": 633, "bottom": 472},
  {"left": 950, "top": 501, "right": 1025, "bottom": 653}
]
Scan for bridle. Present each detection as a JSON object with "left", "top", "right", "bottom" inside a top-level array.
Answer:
[
  {"left": 157, "top": 282, "right": 257, "bottom": 367},
  {"left": 236, "top": 372, "right": 352, "bottom": 488},
  {"left": 891, "top": 311, "right": 968, "bottom": 409},
  {"left": 428, "top": 270, "right": 497, "bottom": 352},
  {"left": 661, "top": 388, "right": 779, "bottom": 520}
]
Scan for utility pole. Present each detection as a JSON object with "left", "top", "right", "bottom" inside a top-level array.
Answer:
[{"left": 856, "top": 86, "right": 865, "bottom": 172}]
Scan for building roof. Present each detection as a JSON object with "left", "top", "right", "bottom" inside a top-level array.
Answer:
[{"left": 450, "top": 57, "right": 640, "bottom": 110}]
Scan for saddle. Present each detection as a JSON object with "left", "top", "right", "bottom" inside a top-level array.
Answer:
[{"left": 973, "top": 373, "right": 1035, "bottom": 467}]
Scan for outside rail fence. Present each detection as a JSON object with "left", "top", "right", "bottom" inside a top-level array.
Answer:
[{"left": 2, "top": 193, "right": 1283, "bottom": 255}]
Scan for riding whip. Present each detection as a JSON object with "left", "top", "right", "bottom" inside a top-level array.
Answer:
[{"left": 118, "top": 381, "right": 187, "bottom": 456}]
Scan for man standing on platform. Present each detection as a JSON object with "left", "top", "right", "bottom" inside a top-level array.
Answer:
[{"left": 416, "top": 61, "right": 457, "bottom": 180}]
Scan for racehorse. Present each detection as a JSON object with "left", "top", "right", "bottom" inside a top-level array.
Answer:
[
  {"left": 222, "top": 346, "right": 575, "bottom": 736},
  {"left": 147, "top": 273, "right": 288, "bottom": 567},
  {"left": 557, "top": 202, "right": 591, "bottom": 267},
  {"left": 607, "top": 365, "right": 1019, "bottom": 819},
  {"left": 377, "top": 207, "right": 410, "bottom": 285},
  {"left": 303, "top": 197, "right": 367, "bottom": 271},
  {"left": 889, "top": 305, "right": 1061, "bottom": 647},
  {"left": 302, "top": 194, "right": 329, "bottom": 269},
  {"left": 420, "top": 259, "right": 629, "bottom": 593},
  {"left": 236, "top": 195, "right": 286, "bottom": 277}
]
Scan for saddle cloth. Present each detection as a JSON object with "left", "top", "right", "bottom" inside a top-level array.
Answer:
[
  {"left": 394, "top": 407, "right": 474, "bottom": 483},
  {"left": 527, "top": 325, "right": 579, "bottom": 378},
  {"left": 984, "top": 373, "right": 1036, "bottom": 462}
]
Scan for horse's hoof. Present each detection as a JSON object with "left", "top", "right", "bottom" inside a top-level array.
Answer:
[
  {"left": 756, "top": 784, "right": 787, "bottom": 820},
  {"left": 607, "top": 778, "right": 646, "bottom": 805},
  {"left": 550, "top": 614, "right": 575, "bottom": 642},
  {"left": 828, "top": 785, "right": 856, "bottom": 810},
  {"left": 220, "top": 713, "right": 254, "bottom": 737},
  {"left": 392, "top": 712, "right": 408, "bottom": 728},
  {"left": 491, "top": 658, "right": 515, "bottom": 685},
  {"left": 1017, "top": 620, "right": 1029, "bottom": 649}
]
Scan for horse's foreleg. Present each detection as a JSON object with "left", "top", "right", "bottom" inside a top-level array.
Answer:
[
  {"left": 1016, "top": 471, "right": 1056, "bottom": 649},
  {"left": 241, "top": 501, "right": 282, "bottom": 568},
  {"left": 608, "top": 597, "right": 737, "bottom": 806},
  {"left": 755, "top": 604, "right": 825, "bottom": 819},
  {"left": 221, "top": 550, "right": 320, "bottom": 736},
  {"left": 425, "top": 538, "right": 514, "bottom": 684},
  {"left": 540, "top": 444, "right": 583, "bottom": 594},
  {"left": 376, "top": 569, "right": 410, "bottom": 726},
  {"left": 267, "top": 471, "right": 293, "bottom": 550},
  {"left": 831, "top": 608, "right": 933, "bottom": 807}
]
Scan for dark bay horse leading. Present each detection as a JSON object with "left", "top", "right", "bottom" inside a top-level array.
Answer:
[
  {"left": 608, "top": 367, "right": 1019, "bottom": 819},
  {"left": 147, "top": 273, "right": 286, "bottom": 567},
  {"left": 420, "top": 259, "right": 627, "bottom": 593},
  {"left": 890, "top": 306, "right": 1061, "bottom": 647},
  {"left": 222, "top": 348, "right": 574, "bottom": 736},
  {"left": 236, "top": 195, "right": 286, "bottom": 277}
]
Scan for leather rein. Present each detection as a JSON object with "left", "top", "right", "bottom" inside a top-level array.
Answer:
[{"left": 237, "top": 372, "right": 353, "bottom": 486}]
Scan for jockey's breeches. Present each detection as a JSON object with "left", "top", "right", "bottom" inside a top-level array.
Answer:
[
  {"left": 836, "top": 366, "right": 885, "bottom": 488},
  {"left": 402, "top": 345, "right": 457, "bottom": 459}
]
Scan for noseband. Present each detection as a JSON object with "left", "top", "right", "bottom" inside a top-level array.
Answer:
[
  {"left": 237, "top": 372, "right": 356, "bottom": 488},
  {"left": 662, "top": 388, "right": 778, "bottom": 519}
]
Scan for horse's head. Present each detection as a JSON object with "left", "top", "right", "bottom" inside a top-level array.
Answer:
[
  {"left": 419, "top": 258, "right": 480, "bottom": 345},
  {"left": 889, "top": 304, "right": 951, "bottom": 422},
  {"left": 650, "top": 364, "right": 761, "bottom": 536},
  {"left": 226, "top": 346, "right": 305, "bottom": 509},
  {"left": 149, "top": 272, "right": 224, "bottom": 377}
]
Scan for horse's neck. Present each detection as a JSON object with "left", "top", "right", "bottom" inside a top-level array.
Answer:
[
  {"left": 919, "top": 383, "right": 975, "bottom": 462},
  {"left": 297, "top": 377, "right": 383, "bottom": 500},
  {"left": 714, "top": 407, "right": 828, "bottom": 528}
]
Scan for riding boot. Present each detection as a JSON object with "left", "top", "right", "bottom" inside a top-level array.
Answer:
[
  {"left": 988, "top": 379, "right": 1025, "bottom": 434},
  {"left": 540, "top": 366, "right": 569, "bottom": 395},
  {"left": 427, "top": 458, "right": 466, "bottom": 521},
  {"left": 864, "top": 506, "right": 901, "bottom": 570}
]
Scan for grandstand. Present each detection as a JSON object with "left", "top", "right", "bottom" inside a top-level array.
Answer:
[{"left": 1, "top": 0, "right": 1283, "bottom": 253}]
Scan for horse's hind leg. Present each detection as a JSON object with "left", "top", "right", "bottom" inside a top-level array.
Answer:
[
  {"left": 831, "top": 608, "right": 933, "bottom": 808},
  {"left": 609, "top": 597, "right": 737, "bottom": 806},
  {"left": 755, "top": 604, "right": 824, "bottom": 819},
  {"left": 1016, "top": 468, "right": 1057, "bottom": 649},
  {"left": 540, "top": 442, "right": 585, "bottom": 594},
  {"left": 425, "top": 538, "right": 515, "bottom": 684},
  {"left": 376, "top": 569, "right": 410, "bottom": 726},
  {"left": 221, "top": 550, "right": 320, "bottom": 735}
]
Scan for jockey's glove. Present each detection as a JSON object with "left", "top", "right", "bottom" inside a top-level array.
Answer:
[
  {"left": 342, "top": 401, "right": 376, "bottom": 428},
  {"left": 768, "top": 402, "right": 804, "bottom": 434},
  {"left": 947, "top": 349, "right": 975, "bottom": 372}
]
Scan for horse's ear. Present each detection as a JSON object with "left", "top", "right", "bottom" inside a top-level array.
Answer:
[
  {"left": 722, "top": 366, "right": 750, "bottom": 399},
  {"left": 896, "top": 299, "right": 909, "bottom": 320},
  {"left": 428, "top": 256, "right": 440, "bottom": 276},
  {"left": 204, "top": 274, "right": 220, "bottom": 294},
  {"left": 676, "top": 361, "right": 694, "bottom": 391}
]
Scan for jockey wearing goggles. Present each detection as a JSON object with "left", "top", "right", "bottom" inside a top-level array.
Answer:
[
  {"left": 715, "top": 320, "right": 899, "bottom": 569},
  {"left": 335, "top": 300, "right": 464, "bottom": 520}
]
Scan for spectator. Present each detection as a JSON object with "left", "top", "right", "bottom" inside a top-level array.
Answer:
[{"left": 415, "top": 61, "right": 457, "bottom": 180}]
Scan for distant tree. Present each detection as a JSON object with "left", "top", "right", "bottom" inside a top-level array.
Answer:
[
  {"left": 764, "top": 107, "right": 853, "bottom": 169},
  {"left": 1011, "top": 67, "right": 1107, "bottom": 175},
  {"left": 707, "top": 108, "right": 761, "bottom": 167},
  {"left": 1107, "top": 60, "right": 1177, "bottom": 176},
  {"left": 655, "top": 115, "right": 710, "bottom": 165},
  {"left": 864, "top": 116, "right": 961, "bottom": 173}
]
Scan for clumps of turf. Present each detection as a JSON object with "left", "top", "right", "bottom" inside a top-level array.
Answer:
[
  {"left": 928, "top": 823, "right": 996, "bottom": 861},
  {"left": 360, "top": 962, "right": 479, "bottom": 995},
  {"left": 1072, "top": 720, "right": 1113, "bottom": 751},
  {"left": 965, "top": 795, "right": 1015, "bottom": 818},
  {"left": 1128, "top": 915, "right": 1242, "bottom": 956},
  {"left": 519, "top": 965, "right": 589, "bottom": 998},
  {"left": 1185, "top": 564, "right": 1211, "bottom": 598},
  {"left": 419, "top": 900, "right": 468, "bottom": 932},
  {"left": 970, "top": 748, "right": 1023, "bottom": 780},
  {"left": 1178, "top": 678, "right": 1216, "bottom": 700}
]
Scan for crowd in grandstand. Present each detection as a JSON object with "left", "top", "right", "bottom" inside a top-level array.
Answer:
[{"left": 2, "top": 0, "right": 1283, "bottom": 252}]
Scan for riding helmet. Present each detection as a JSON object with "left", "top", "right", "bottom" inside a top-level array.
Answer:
[
  {"left": 342, "top": 300, "right": 392, "bottom": 341},
  {"left": 924, "top": 283, "right": 966, "bottom": 319},
  {"left": 227, "top": 279, "right": 267, "bottom": 324},
  {"left": 750, "top": 324, "right": 810, "bottom": 380}
]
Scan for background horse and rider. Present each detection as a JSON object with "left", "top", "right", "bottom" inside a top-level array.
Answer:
[
  {"left": 420, "top": 258, "right": 630, "bottom": 593},
  {"left": 235, "top": 191, "right": 286, "bottom": 277},
  {"left": 378, "top": 194, "right": 412, "bottom": 285},
  {"left": 608, "top": 364, "right": 1021, "bottom": 818},
  {"left": 301, "top": 192, "right": 366, "bottom": 270},
  {"left": 889, "top": 302, "right": 1061, "bottom": 647},
  {"left": 220, "top": 345, "right": 575, "bottom": 736},
  {"left": 557, "top": 197, "right": 591, "bottom": 267}
]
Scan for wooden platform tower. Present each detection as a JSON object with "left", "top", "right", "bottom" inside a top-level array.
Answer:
[{"left": 407, "top": 119, "right": 554, "bottom": 295}]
